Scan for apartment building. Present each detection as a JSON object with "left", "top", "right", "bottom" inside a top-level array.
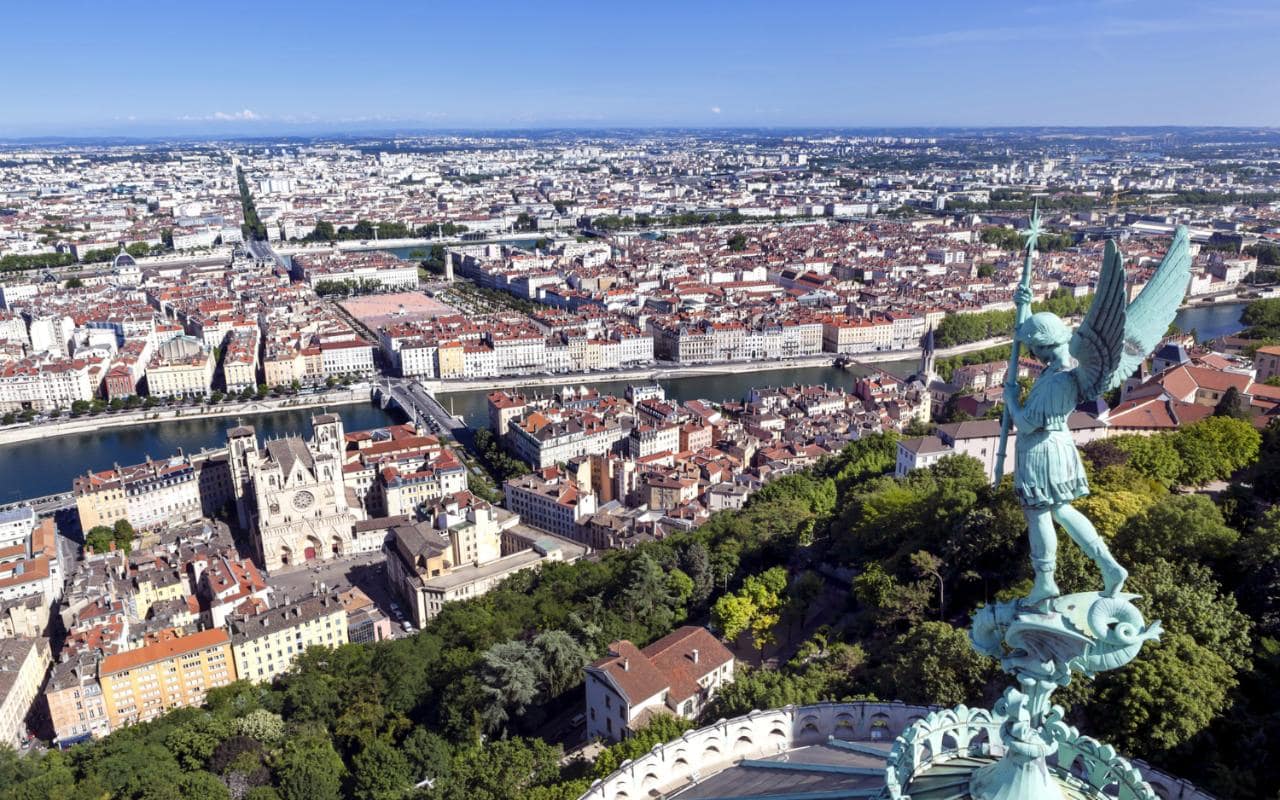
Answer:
[
  {"left": 221, "top": 329, "right": 260, "bottom": 392},
  {"left": 508, "top": 410, "right": 629, "bottom": 469},
  {"left": 44, "top": 651, "right": 109, "bottom": 746},
  {"left": 0, "top": 516, "right": 62, "bottom": 607},
  {"left": 228, "top": 593, "right": 348, "bottom": 684},
  {"left": 0, "top": 637, "right": 51, "bottom": 747},
  {"left": 74, "top": 456, "right": 203, "bottom": 533},
  {"left": 0, "top": 354, "right": 104, "bottom": 412},
  {"left": 98, "top": 629, "right": 235, "bottom": 729},
  {"left": 503, "top": 471, "right": 598, "bottom": 539}
]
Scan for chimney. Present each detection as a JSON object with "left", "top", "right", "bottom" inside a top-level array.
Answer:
[
  {"left": 621, "top": 657, "right": 629, "bottom": 672},
  {"left": 691, "top": 648, "right": 699, "bottom": 664}
]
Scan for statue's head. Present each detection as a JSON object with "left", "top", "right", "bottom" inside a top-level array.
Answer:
[{"left": 1016, "top": 311, "right": 1071, "bottom": 362}]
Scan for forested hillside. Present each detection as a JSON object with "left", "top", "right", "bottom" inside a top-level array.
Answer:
[{"left": 3, "top": 415, "right": 1279, "bottom": 800}]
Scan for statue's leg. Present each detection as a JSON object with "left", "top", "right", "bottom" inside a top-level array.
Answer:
[
  {"left": 1023, "top": 506, "right": 1059, "bottom": 606},
  {"left": 1051, "top": 503, "right": 1128, "bottom": 597}
]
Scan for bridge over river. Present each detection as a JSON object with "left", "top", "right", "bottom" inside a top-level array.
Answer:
[{"left": 373, "top": 379, "right": 467, "bottom": 435}]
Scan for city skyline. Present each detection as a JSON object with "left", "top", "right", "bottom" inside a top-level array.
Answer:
[{"left": 5, "top": 0, "right": 1280, "bottom": 135}]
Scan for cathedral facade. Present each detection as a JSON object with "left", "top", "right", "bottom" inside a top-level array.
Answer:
[{"left": 227, "top": 414, "right": 362, "bottom": 573}]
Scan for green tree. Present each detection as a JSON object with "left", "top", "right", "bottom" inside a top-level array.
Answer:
[
  {"left": 1114, "top": 493, "right": 1239, "bottom": 567},
  {"left": 477, "top": 640, "right": 543, "bottom": 735},
  {"left": 711, "top": 593, "right": 755, "bottom": 642},
  {"left": 1127, "top": 557, "right": 1253, "bottom": 670},
  {"left": 402, "top": 727, "right": 453, "bottom": 785},
  {"left": 432, "top": 737, "right": 562, "bottom": 800},
  {"left": 84, "top": 525, "right": 114, "bottom": 554},
  {"left": 350, "top": 737, "right": 412, "bottom": 800},
  {"left": 874, "top": 621, "right": 999, "bottom": 707},
  {"left": 1091, "top": 633, "right": 1236, "bottom": 757},
  {"left": 532, "top": 629, "right": 589, "bottom": 698},
  {"left": 679, "top": 541, "right": 714, "bottom": 605},
  {"left": 1107, "top": 434, "right": 1185, "bottom": 488},
  {"left": 276, "top": 729, "right": 346, "bottom": 800},
  {"left": 1173, "top": 416, "right": 1261, "bottom": 485},
  {"left": 593, "top": 714, "right": 694, "bottom": 775},
  {"left": 620, "top": 553, "right": 681, "bottom": 634}
]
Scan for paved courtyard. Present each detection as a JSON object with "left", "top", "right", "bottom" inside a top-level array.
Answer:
[{"left": 340, "top": 291, "right": 459, "bottom": 328}]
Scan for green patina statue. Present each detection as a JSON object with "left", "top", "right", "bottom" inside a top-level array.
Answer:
[
  {"left": 964, "top": 217, "right": 1191, "bottom": 800},
  {"left": 999, "top": 212, "right": 1192, "bottom": 608}
]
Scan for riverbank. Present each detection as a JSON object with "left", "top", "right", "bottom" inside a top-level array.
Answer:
[
  {"left": 0, "top": 387, "right": 374, "bottom": 447},
  {"left": 430, "top": 337, "right": 1012, "bottom": 395}
]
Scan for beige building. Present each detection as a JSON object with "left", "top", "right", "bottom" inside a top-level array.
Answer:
[
  {"left": 44, "top": 652, "right": 109, "bottom": 745},
  {"left": 145, "top": 335, "right": 214, "bottom": 397},
  {"left": 0, "top": 637, "right": 51, "bottom": 747},
  {"left": 228, "top": 593, "right": 348, "bottom": 684},
  {"left": 263, "top": 346, "right": 303, "bottom": 388},
  {"left": 1256, "top": 345, "right": 1280, "bottom": 384},
  {"left": 74, "top": 456, "right": 203, "bottom": 533},
  {"left": 386, "top": 493, "right": 543, "bottom": 626},
  {"left": 99, "top": 629, "right": 234, "bottom": 729}
]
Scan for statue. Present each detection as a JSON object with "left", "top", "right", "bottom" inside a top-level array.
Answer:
[
  {"left": 959, "top": 213, "right": 1189, "bottom": 800},
  {"left": 996, "top": 208, "right": 1192, "bottom": 608}
]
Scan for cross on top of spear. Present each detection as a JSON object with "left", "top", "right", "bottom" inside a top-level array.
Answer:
[{"left": 1020, "top": 199, "right": 1043, "bottom": 254}]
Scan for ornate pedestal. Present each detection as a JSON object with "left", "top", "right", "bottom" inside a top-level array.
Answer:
[{"left": 883, "top": 592, "right": 1163, "bottom": 800}]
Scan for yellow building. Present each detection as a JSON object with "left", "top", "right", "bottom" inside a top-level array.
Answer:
[
  {"left": 436, "top": 341, "right": 465, "bottom": 379},
  {"left": 131, "top": 569, "right": 189, "bottom": 619},
  {"left": 73, "top": 480, "right": 127, "bottom": 533},
  {"left": 263, "top": 347, "right": 303, "bottom": 388},
  {"left": 99, "top": 629, "right": 234, "bottom": 729},
  {"left": 228, "top": 593, "right": 348, "bottom": 683}
]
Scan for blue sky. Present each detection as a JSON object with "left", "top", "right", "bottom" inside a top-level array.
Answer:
[{"left": 3, "top": 0, "right": 1279, "bottom": 135}]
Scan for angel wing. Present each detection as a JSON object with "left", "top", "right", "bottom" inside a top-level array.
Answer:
[
  {"left": 1070, "top": 226, "right": 1192, "bottom": 399},
  {"left": 1069, "top": 238, "right": 1127, "bottom": 400}
]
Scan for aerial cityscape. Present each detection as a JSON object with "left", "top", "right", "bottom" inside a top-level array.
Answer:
[{"left": 2, "top": 2, "right": 1280, "bottom": 800}]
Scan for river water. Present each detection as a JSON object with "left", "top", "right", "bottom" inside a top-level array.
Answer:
[
  {"left": 0, "top": 303, "right": 1246, "bottom": 503},
  {"left": 0, "top": 403, "right": 405, "bottom": 505}
]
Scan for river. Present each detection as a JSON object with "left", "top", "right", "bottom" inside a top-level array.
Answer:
[
  {"left": 1172, "top": 301, "right": 1248, "bottom": 342},
  {"left": 0, "top": 403, "right": 405, "bottom": 505},
  {"left": 0, "top": 303, "right": 1248, "bottom": 504}
]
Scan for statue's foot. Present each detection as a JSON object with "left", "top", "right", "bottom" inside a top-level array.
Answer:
[
  {"left": 1023, "top": 574, "right": 1060, "bottom": 610},
  {"left": 1100, "top": 561, "right": 1128, "bottom": 597}
]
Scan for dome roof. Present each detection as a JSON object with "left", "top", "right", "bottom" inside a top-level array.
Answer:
[
  {"left": 157, "top": 335, "right": 205, "bottom": 361},
  {"left": 112, "top": 252, "right": 137, "bottom": 270}
]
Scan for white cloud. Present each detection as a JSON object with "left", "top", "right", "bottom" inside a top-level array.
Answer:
[
  {"left": 710, "top": 106, "right": 722, "bottom": 114},
  {"left": 180, "top": 109, "right": 262, "bottom": 122}
]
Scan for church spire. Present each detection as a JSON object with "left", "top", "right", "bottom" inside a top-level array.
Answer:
[{"left": 919, "top": 324, "right": 937, "bottom": 382}]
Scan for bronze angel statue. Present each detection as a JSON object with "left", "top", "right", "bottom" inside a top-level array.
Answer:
[{"left": 1000, "top": 224, "right": 1191, "bottom": 607}]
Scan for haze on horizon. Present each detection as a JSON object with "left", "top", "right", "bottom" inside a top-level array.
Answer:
[{"left": 4, "top": 0, "right": 1280, "bottom": 137}]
